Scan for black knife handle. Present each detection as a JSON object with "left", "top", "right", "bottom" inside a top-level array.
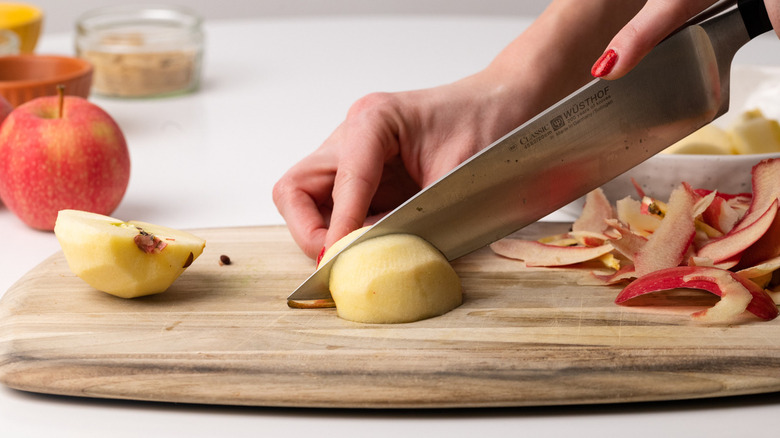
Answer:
[{"left": 738, "top": 0, "right": 773, "bottom": 38}]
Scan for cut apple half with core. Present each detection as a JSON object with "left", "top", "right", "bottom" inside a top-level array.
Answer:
[{"left": 54, "top": 209, "right": 206, "bottom": 298}]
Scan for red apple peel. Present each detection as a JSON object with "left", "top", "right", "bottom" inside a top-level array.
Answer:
[
  {"left": 730, "top": 159, "right": 780, "bottom": 234},
  {"left": 633, "top": 183, "right": 697, "bottom": 277},
  {"left": 616, "top": 266, "right": 778, "bottom": 321},
  {"left": 572, "top": 188, "right": 613, "bottom": 234},
  {"left": 490, "top": 239, "right": 614, "bottom": 267},
  {"left": 697, "top": 200, "right": 778, "bottom": 263},
  {"left": 604, "top": 218, "right": 647, "bottom": 262}
]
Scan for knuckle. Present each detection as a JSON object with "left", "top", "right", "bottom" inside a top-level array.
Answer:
[
  {"left": 333, "top": 167, "right": 374, "bottom": 198},
  {"left": 271, "top": 177, "right": 293, "bottom": 206},
  {"left": 346, "top": 92, "right": 397, "bottom": 120}
]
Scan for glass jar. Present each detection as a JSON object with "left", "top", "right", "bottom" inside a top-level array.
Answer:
[{"left": 76, "top": 5, "right": 204, "bottom": 98}]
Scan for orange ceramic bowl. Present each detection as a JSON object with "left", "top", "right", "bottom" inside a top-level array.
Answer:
[
  {"left": 0, "top": 3, "right": 42, "bottom": 53},
  {"left": 0, "top": 55, "right": 93, "bottom": 107}
]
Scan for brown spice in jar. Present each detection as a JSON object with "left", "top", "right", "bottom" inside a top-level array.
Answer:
[{"left": 82, "top": 33, "right": 199, "bottom": 97}]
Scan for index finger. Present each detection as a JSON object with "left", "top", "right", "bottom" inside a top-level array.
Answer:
[
  {"left": 325, "top": 92, "right": 408, "bottom": 249},
  {"left": 325, "top": 120, "right": 392, "bottom": 250},
  {"left": 592, "top": 0, "right": 718, "bottom": 79},
  {"left": 273, "top": 156, "right": 337, "bottom": 259}
]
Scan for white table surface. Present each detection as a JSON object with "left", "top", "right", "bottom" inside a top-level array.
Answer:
[{"left": 2, "top": 15, "right": 780, "bottom": 438}]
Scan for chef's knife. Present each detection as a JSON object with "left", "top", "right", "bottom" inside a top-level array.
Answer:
[{"left": 288, "top": 0, "right": 775, "bottom": 303}]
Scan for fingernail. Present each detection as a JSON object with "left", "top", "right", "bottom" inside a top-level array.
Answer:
[
  {"left": 591, "top": 49, "right": 618, "bottom": 78},
  {"left": 316, "top": 246, "right": 326, "bottom": 265}
]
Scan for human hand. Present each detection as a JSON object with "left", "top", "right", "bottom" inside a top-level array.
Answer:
[
  {"left": 272, "top": 77, "right": 527, "bottom": 259},
  {"left": 274, "top": 0, "right": 654, "bottom": 260},
  {"left": 592, "top": 0, "right": 780, "bottom": 79}
]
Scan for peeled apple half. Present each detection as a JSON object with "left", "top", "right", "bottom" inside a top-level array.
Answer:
[
  {"left": 325, "top": 229, "right": 462, "bottom": 324},
  {"left": 54, "top": 209, "right": 206, "bottom": 298}
]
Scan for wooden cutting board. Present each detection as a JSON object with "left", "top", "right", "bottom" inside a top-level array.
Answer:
[{"left": 2, "top": 223, "right": 780, "bottom": 408}]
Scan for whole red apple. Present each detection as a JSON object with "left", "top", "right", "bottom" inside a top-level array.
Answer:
[{"left": 0, "top": 95, "right": 130, "bottom": 230}]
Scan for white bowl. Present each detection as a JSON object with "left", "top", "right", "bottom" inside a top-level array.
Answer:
[
  {"left": 600, "top": 151, "right": 780, "bottom": 202},
  {"left": 554, "top": 65, "right": 780, "bottom": 220}
]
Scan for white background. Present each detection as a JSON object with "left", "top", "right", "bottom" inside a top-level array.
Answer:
[
  {"left": 35, "top": 0, "right": 550, "bottom": 33},
  {"left": 3, "top": 1, "right": 780, "bottom": 437}
]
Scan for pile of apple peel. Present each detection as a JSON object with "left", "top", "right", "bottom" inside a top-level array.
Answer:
[{"left": 491, "top": 158, "right": 780, "bottom": 324}]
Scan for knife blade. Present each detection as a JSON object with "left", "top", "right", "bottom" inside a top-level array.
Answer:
[{"left": 288, "top": 0, "right": 774, "bottom": 303}]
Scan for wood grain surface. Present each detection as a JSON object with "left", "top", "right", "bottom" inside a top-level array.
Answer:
[{"left": 2, "top": 223, "right": 780, "bottom": 408}]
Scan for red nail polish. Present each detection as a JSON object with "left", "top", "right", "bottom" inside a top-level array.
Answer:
[
  {"left": 316, "top": 246, "right": 326, "bottom": 265},
  {"left": 591, "top": 49, "right": 618, "bottom": 78}
]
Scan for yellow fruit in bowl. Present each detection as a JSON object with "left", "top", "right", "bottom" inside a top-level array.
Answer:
[
  {"left": 0, "top": 3, "right": 42, "bottom": 53},
  {"left": 728, "top": 109, "right": 780, "bottom": 155},
  {"left": 327, "top": 232, "right": 462, "bottom": 324},
  {"left": 661, "top": 109, "right": 780, "bottom": 156},
  {"left": 54, "top": 209, "right": 206, "bottom": 298},
  {"left": 661, "top": 124, "right": 733, "bottom": 155}
]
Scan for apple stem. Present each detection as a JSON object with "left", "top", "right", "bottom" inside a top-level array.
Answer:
[{"left": 57, "top": 85, "right": 65, "bottom": 118}]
